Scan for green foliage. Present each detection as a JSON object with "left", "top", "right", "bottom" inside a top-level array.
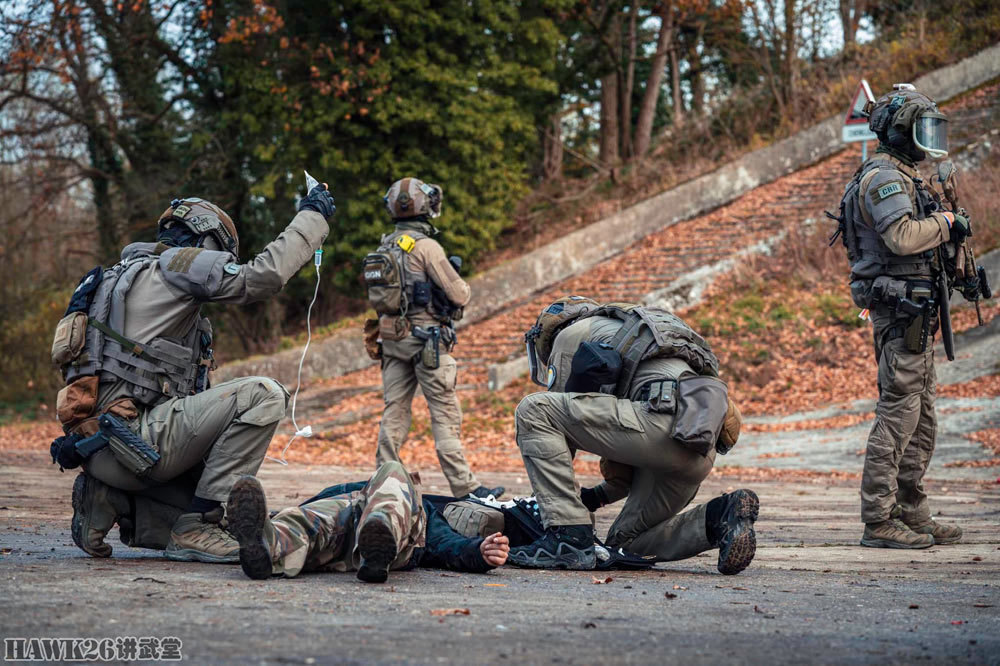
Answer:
[{"left": 0, "top": 286, "right": 70, "bottom": 406}]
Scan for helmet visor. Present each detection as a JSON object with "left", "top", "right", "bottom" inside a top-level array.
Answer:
[
  {"left": 913, "top": 112, "right": 948, "bottom": 159},
  {"left": 525, "top": 338, "right": 548, "bottom": 386}
]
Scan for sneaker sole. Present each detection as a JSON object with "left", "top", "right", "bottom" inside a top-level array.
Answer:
[
  {"left": 357, "top": 514, "right": 397, "bottom": 583},
  {"left": 717, "top": 489, "right": 759, "bottom": 575},
  {"left": 931, "top": 535, "right": 962, "bottom": 545},
  {"left": 508, "top": 545, "right": 596, "bottom": 570},
  {"left": 859, "top": 537, "right": 933, "bottom": 549},
  {"left": 227, "top": 477, "right": 273, "bottom": 579},
  {"left": 70, "top": 473, "right": 90, "bottom": 556},
  {"left": 164, "top": 547, "right": 241, "bottom": 564}
]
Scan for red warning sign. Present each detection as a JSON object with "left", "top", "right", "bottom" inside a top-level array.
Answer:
[{"left": 843, "top": 79, "right": 877, "bottom": 142}]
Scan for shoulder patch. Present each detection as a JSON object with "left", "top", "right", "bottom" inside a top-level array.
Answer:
[
  {"left": 546, "top": 365, "right": 556, "bottom": 389},
  {"left": 224, "top": 262, "right": 242, "bottom": 275},
  {"left": 876, "top": 182, "right": 904, "bottom": 200}
]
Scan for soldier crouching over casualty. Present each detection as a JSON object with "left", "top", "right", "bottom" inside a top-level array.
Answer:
[
  {"left": 507, "top": 298, "right": 756, "bottom": 574},
  {"left": 226, "top": 462, "right": 510, "bottom": 582},
  {"left": 48, "top": 185, "right": 337, "bottom": 563},
  {"left": 831, "top": 84, "right": 991, "bottom": 549}
]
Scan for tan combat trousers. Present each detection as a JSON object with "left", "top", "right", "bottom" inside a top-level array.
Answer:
[
  {"left": 514, "top": 391, "right": 716, "bottom": 561},
  {"left": 85, "top": 376, "right": 288, "bottom": 502},
  {"left": 265, "top": 462, "right": 426, "bottom": 577},
  {"left": 376, "top": 336, "right": 479, "bottom": 497},
  {"left": 861, "top": 311, "right": 937, "bottom": 524}
]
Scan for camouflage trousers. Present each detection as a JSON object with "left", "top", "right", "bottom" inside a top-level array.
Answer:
[
  {"left": 861, "top": 311, "right": 937, "bottom": 524},
  {"left": 266, "top": 462, "right": 426, "bottom": 578},
  {"left": 376, "top": 336, "right": 479, "bottom": 497}
]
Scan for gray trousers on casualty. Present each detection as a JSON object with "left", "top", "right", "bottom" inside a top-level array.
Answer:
[
  {"left": 861, "top": 310, "right": 937, "bottom": 524},
  {"left": 376, "top": 336, "right": 479, "bottom": 497},
  {"left": 514, "top": 391, "right": 716, "bottom": 561},
  {"left": 85, "top": 377, "right": 288, "bottom": 503}
]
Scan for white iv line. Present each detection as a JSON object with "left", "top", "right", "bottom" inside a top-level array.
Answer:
[{"left": 266, "top": 170, "right": 323, "bottom": 465}]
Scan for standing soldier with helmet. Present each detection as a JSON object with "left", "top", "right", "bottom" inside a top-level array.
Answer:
[
  {"left": 363, "top": 177, "right": 503, "bottom": 500},
  {"left": 831, "top": 84, "right": 991, "bottom": 549},
  {"left": 49, "top": 185, "right": 337, "bottom": 563}
]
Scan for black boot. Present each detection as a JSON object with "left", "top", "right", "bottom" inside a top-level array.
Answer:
[
  {"left": 227, "top": 476, "right": 274, "bottom": 580},
  {"left": 508, "top": 525, "right": 596, "bottom": 570},
  {"left": 706, "top": 489, "right": 759, "bottom": 575},
  {"left": 470, "top": 485, "right": 505, "bottom": 500},
  {"left": 356, "top": 511, "right": 398, "bottom": 583}
]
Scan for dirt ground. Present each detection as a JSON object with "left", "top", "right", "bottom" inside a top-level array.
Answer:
[{"left": 1, "top": 455, "right": 998, "bottom": 665}]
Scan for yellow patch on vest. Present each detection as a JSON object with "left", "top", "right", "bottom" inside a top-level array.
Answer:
[{"left": 396, "top": 235, "right": 416, "bottom": 253}]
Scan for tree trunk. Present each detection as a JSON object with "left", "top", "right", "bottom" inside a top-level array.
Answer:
[
  {"left": 600, "top": 72, "right": 620, "bottom": 167},
  {"left": 542, "top": 113, "right": 564, "bottom": 181},
  {"left": 669, "top": 41, "right": 683, "bottom": 130},
  {"left": 634, "top": 12, "right": 674, "bottom": 159},
  {"left": 688, "top": 22, "right": 705, "bottom": 116},
  {"left": 782, "top": 0, "right": 797, "bottom": 113},
  {"left": 620, "top": 1, "right": 639, "bottom": 160}
]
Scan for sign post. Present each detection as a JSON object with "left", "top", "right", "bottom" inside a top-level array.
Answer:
[{"left": 842, "top": 79, "right": 877, "bottom": 162}]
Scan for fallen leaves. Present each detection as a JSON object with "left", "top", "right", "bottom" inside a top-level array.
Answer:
[
  {"left": 664, "top": 592, "right": 677, "bottom": 599},
  {"left": 430, "top": 608, "right": 470, "bottom": 616},
  {"left": 591, "top": 576, "right": 613, "bottom": 585}
]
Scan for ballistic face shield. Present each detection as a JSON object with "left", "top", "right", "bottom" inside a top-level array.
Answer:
[
  {"left": 913, "top": 111, "right": 948, "bottom": 159},
  {"left": 525, "top": 324, "right": 546, "bottom": 386},
  {"left": 523, "top": 296, "right": 601, "bottom": 387}
]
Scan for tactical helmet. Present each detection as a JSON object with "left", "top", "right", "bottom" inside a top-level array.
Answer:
[
  {"left": 157, "top": 197, "right": 239, "bottom": 256},
  {"left": 524, "top": 296, "right": 600, "bottom": 386},
  {"left": 865, "top": 85, "right": 947, "bottom": 161},
  {"left": 384, "top": 177, "right": 443, "bottom": 220}
]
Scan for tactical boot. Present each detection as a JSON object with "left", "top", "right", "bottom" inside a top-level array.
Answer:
[
  {"left": 227, "top": 476, "right": 275, "bottom": 579},
  {"left": 71, "top": 473, "right": 131, "bottom": 558},
  {"left": 905, "top": 518, "right": 962, "bottom": 545},
  {"left": 508, "top": 525, "right": 596, "bottom": 570},
  {"left": 165, "top": 507, "right": 240, "bottom": 563},
  {"left": 357, "top": 511, "right": 398, "bottom": 583},
  {"left": 861, "top": 518, "right": 934, "bottom": 549},
  {"left": 708, "top": 489, "right": 759, "bottom": 575},
  {"left": 470, "top": 485, "right": 506, "bottom": 500}
]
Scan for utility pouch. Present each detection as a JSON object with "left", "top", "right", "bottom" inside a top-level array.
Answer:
[
  {"left": 363, "top": 318, "right": 382, "bottom": 360},
  {"left": 671, "top": 376, "right": 729, "bottom": 457},
  {"left": 641, "top": 379, "right": 677, "bottom": 414},
  {"left": 565, "top": 342, "right": 622, "bottom": 394},
  {"left": 101, "top": 413, "right": 160, "bottom": 477},
  {"left": 56, "top": 376, "right": 99, "bottom": 430},
  {"left": 378, "top": 315, "right": 410, "bottom": 342},
  {"left": 51, "top": 312, "right": 89, "bottom": 367},
  {"left": 850, "top": 279, "right": 875, "bottom": 309},
  {"left": 872, "top": 276, "right": 909, "bottom": 310},
  {"left": 412, "top": 281, "right": 432, "bottom": 307}
]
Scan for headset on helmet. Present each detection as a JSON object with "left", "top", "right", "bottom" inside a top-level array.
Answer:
[
  {"left": 865, "top": 85, "right": 948, "bottom": 160},
  {"left": 384, "top": 177, "right": 443, "bottom": 220},
  {"left": 157, "top": 197, "right": 239, "bottom": 256},
  {"left": 524, "top": 296, "right": 600, "bottom": 386}
]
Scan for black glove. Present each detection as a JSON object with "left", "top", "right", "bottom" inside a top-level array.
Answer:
[
  {"left": 580, "top": 486, "right": 602, "bottom": 513},
  {"left": 298, "top": 184, "right": 336, "bottom": 220},
  {"left": 949, "top": 213, "right": 971, "bottom": 244},
  {"left": 51, "top": 434, "right": 84, "bottom": 471}
]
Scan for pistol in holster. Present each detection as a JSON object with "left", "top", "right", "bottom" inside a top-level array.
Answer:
[
  {"left": 895, "top": 286, "right": 934, "bottom": 354},
  {"left": 412, "top": 325, "right": 441, "bottom": 370},
  {"left": 74, "top": 413, "right": 161, "bottom": 477}
]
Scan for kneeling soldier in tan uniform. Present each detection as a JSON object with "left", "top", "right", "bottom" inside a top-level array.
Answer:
[
  {"left": 364, "top": 177, "right": 502, "bottom": 499},
  {"left": 508, "top": 297, "right": 756, "bottom": 574},
  {"left": 50, "top": 185, "right": 336, "bottom": 563}
]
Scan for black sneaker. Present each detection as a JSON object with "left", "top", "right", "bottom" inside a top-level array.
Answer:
[
  {"left": 470, "top": 485, "right": 505, "bottom": 500},
  {"left": 227, "top": 476, "right": 273, "bottom": 580},
  {"left": 357, "top": 511, "right": 398, "bottom": 583},
  {"left": 508, "top": 525, "right": 596, "bottom": 570},
  {"left": 712, "top": 489, "right": 759, "bottom": 575}
]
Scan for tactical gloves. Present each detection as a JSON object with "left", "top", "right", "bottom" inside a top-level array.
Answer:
[
  {"left": 298, "top": 184, "right": 336, "bottom": 220},
  {"left": 945, "top": 212, "right": 971, "bottom": 244}
]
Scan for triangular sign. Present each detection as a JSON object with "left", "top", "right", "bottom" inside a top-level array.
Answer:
[{"left": 844, "top": 79, "right": 876, "bottom": 125}]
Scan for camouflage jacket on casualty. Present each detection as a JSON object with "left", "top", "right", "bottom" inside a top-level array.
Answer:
[{"left": 302, "top": 482, "right": 494, "bottom": 574}]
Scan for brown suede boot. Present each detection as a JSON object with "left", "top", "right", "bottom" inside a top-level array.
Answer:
[
  {"left": 71, "top": 473, "right": 131, "bottom": 558},
  {"left": 905, "top": 518, "right": 962, "bottom": 545},
  {"left": 861, "top": 517, "right": 934, "bottom": 549}
]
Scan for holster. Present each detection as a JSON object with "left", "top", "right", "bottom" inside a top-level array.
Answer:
[{"left": 412, "top": 326, "right": 440, "bottom": 369}]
